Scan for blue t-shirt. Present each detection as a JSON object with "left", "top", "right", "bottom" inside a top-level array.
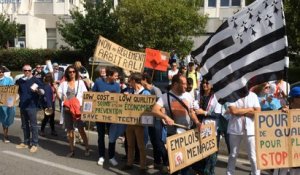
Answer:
[{"left": 92, "top": 78, "right": 120, "bottom": 93}]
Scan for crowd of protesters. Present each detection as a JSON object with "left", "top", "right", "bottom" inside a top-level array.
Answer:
[{"left": 0, "top": 56, "right": 299, "bottom": 175}]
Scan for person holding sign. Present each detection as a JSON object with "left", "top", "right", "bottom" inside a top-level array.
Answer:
[
  {"left": 92, "top": 67, "right": 121, "bottom": 166},
  {"left": 226, "top": 91, "right": 261, "bottom": 175},
  {"left": 121, "top": 72, "right": 151, "bottom": 173},
  {"left": 152, "top": 74, "right": 201, "bottom": 175},
  {"left": 141, "top": 73, "right": 166, "bottom": 169},
  {"left": 0, "top": 66, "right": 15, "bottom": 143},
  {"left": 57, "top": 65, "right": 90, "bottom": 157},
  {"left": 193, "top": 79, "right": 221, "bottom": 175},
  {"left": 15, "top": 64, "right": 44, "bottom": 153}
]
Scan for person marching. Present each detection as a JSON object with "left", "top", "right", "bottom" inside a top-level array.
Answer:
[
  {"left": 152, "top": 74, "right": 201, "bottom": 175},
  {"left": 0, "top": 66, "right": 16, "bottom": 143},
  {"left": 57, "top": 65, "right": 90, "bottom": 157}
]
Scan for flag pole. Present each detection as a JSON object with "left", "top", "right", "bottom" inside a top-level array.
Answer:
[{"left": 151, "top": 69, "right": 155, "bottom": 82}]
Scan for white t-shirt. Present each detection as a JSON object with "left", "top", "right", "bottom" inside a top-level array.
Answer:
[
  {"left": 168, "top": 69, "right": 179, "bottom": 84},
  {"left": 227, "top": 92, "right": 260, "bottom": 136},
  {"left": 156, "top": 91, "right": 193, "bottom": 134}
]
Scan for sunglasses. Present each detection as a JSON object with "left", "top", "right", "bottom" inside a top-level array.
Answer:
[
  {"left": 36, "top": 67, "right": 41, "bottom": 68},
  {"left": 264, "top": 86, "right": 270, "bottom": 89},
  {"left": 68, "top": 71, "right": 76, "bottom": 74},
  {"left": 23, "top": 69, "right": 32, "bottom": 72}
]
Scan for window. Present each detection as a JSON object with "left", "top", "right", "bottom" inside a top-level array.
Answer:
[
  {"left": 35, "top": 0, "right": 53, "bottom": 2},
  {"left": 221, "top": 0, "right": 229, "bottom": 6},
  {"left": 47, "top": 28, "right": 57, "bottom": 49},
  {"left": 208, "top": 0, "right": 216, "bottom": 7},
  {"left": 17, "top": 24, "right": 26, "bottom": 48},
  {"left": 231, "top": 0, "right": 241, "bottom": 6},
  {"left": 220, "top": 0, "right": 241, "bottom": 7}
]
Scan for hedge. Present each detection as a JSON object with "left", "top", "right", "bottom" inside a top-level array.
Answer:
[{"left": 0, "top": 49, "right": 88, "bottom": 71}]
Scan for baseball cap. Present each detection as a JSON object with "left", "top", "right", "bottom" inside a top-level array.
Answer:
[{"left": 290, "top": 86, "right": 300, "bottom": 97}]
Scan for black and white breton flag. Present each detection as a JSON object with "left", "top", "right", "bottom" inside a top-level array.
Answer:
[{"left": 191, "top": 0, "right": 288, "bottom": 104}]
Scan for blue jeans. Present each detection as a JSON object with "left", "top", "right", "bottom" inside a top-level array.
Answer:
[
  {"left": 20, "top": 108, "right": 38, "bottom": 146},
  {"left": 148, "top": 119, "right": 168, "bottom": 165}
]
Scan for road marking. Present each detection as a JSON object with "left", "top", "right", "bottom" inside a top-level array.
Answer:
[{"left": 2, "top": 150, "right": 98, "bottom": 175}]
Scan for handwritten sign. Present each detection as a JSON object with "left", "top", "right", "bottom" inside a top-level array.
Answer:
[
  {"left": 93, "top": 36, "right": 145, "bottom": 72},
  {"left": 255, "top": 110, "right": 300, "bottom": 169},
  {"left": 166, "top": 124, "right": 218, "bottom": 174},
  {"left": 0, "top": 85, "right": 19, "bottom": 106},
  {"left": 81, "top": 92, "right": 156, "bottom": 125}
]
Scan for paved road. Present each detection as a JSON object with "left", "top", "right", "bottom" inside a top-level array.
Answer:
[{"left": 0, "top": 111, "right": 268, "bottom": 175}]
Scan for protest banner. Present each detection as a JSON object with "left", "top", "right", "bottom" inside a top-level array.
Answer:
[
  {"left": 145, "top": 48, "right": 169, "bottom": 72},
  {"left": 0, "top": 85, "right": 19, "bottom": 106},
  {"left": 81, "top": 92, "right": 156, "bottom": 125},
  {"left": 93, "top": 36, "right": 145, "bottom": 72},
  {"left": 255, "top": 110, "right": 300, "bottom": 169},
  {"left": 166, "top": 123, "right": 218, "bottom": 174}
]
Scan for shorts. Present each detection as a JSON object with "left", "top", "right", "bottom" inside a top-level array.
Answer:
[{"left": 63, "top": 108, "right": 85, "bottom": 131}]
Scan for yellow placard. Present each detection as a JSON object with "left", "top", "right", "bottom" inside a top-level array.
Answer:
[
  {"left": 0, "top": 85, "right": 19, "bottom": 106},
  {"left": 93, "top": 36, "right": 145, "bottom": 72},
  {"left": 255, "top": 110, "right": 300, "bottom": 170},
  {"left": 166, "top": 123, "right": 218, "bottom": 174},
  {"left": 81, "top": 92, "right": 156, "bottom": 125}
]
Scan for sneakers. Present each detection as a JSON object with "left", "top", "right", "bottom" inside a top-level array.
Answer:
[
  {"left": 3, "top": 137, "right": 10, "bottom": 143},
  {"left": 30, "top": 146, "right": 38, "bottom": 153},
  {"left": 109, "top": 157, "right": 118, "bottom": 166},
  {"left": 97, "top": 157, "right": 105, "bottom": 166},
  {"left": 16, "top": 143, "right": 28, "bottom": 149}
]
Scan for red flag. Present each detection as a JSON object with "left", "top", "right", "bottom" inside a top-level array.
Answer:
[{"left": 145, "top": 48, "right": 169, "bottom": 71}]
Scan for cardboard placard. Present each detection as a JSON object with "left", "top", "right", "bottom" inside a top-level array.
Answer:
[
  {"left": 0, "top": 85, "right": 19, "bottom": 106},
  {"left": 255, "top": 110, "right": 300, "bottom": 170},
  {"left": 81, "top": 92, "right": 156, "bottom": 125},
  {"left": 145, "top": 48, "right": 170, "bottom": 71},
  {"left": 93, "top": 36, "right": 145, "bottom": 72},
  {"left": 166, "top": 123, "right": 218, "bottom": 174}
]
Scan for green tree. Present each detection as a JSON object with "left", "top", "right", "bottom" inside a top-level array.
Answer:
[
  {"left": 284, "top": 0, "right": 300, "bottom": 66},
  {"left": 0, "top": 14, "right": 19, "bottom": 49},
  {"left": 115, "top": 0, "right": 207, "bottom": 56},
  {"left": 57, "top": 0, "right": 118, "bottom": 58}
]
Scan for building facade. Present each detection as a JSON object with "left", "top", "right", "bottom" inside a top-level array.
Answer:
[
  {"left": 193, "top": 0, "right": 246, "bottom": 49},
  {"left": 0, "top": 0, "right": 86, "bottom": 49},
  {"left": 1, "top": 0, "right": 245, "bottom": 49}
]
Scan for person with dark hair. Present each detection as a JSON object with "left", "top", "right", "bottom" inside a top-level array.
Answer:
[
  {"left": 178, "top": 65, "right": 187, "bottom": 76},
  {"left": 92, "top": 66, "right": 121, "bottom": 166},
  {"left": 40, "top": 73, "right": 57, "bottom": 137},
  {"left": 141, "top": 73, "right": 166, "bottom": 170},
  {"left": 192, "top": 79, "right": 222, "bottom": 175},
  {"left": 16, "top": 64, "right": 44, "bottom": 153},
  {"left": 226, "top": 88, "right": 261, "bottom": 175},
  {"left": 187, "top": 62, "right": 199, "bottom": 90},
  {"left": 0, "top": 66, "right": 15, "bottom": 143},
  {"left": 33, "top": 64, "right": 45, "bottom": 81},
  {"left": 121, "top": 72, "right": 151, "bottom": 173},
  {"left": 57, "top": 65, "right": 90, "bottom": 157},
  {"left": 152, "top": 74, "right": 201, "bottom": 175}
]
